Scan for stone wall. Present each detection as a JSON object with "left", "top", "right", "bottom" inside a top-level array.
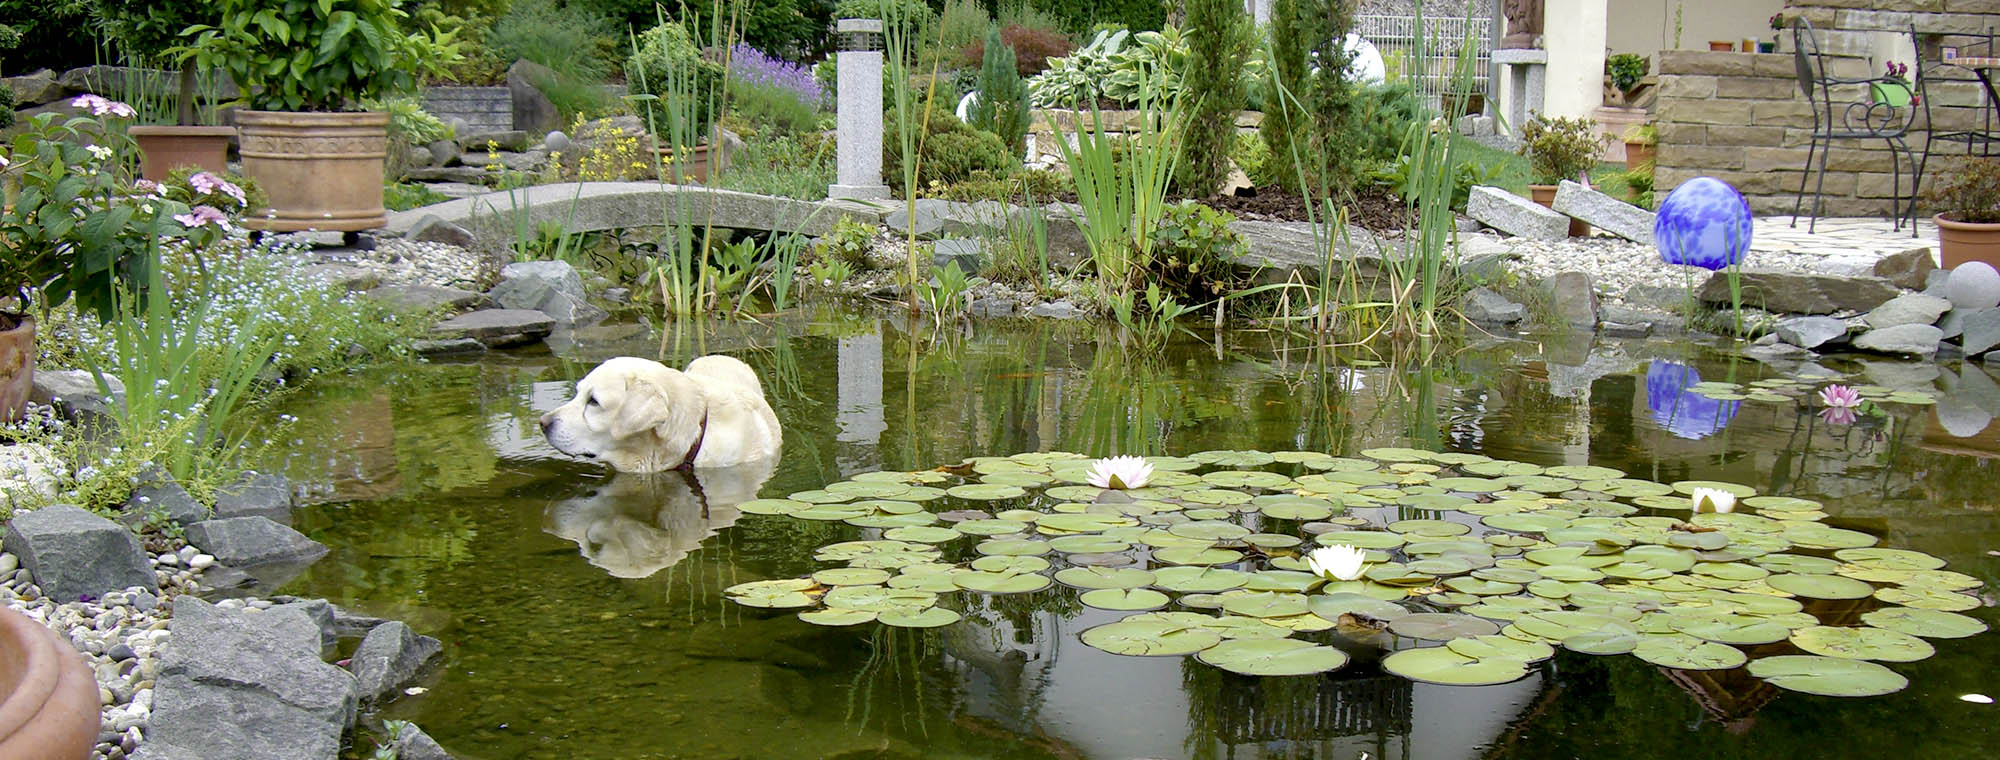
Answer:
[
  {"left": 1654, "top": 2, "right": 2000, "bottom": 217},
  {"left": 421, "top": 86, "right": 512, "bottom": 134}
]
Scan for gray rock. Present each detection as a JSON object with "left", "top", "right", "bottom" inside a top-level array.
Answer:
[
  {"left": 365, "top": 284, "right": 489, "bottom": 315},
  {"left": 330, "top": 605, "right": 394, "bottom": 639},
  {"left": 1467, "top": 186, "right": 1567, "bottom": 242},
  {"left": 213, "top": 473, "right": 295, "bottom": 525},
  {"left": 1863, "top": 293, "right": 1952, "bottom": 329},
  {"left": 351, "top": 620, "right": 443, "bottom": 706},
  {"left": 508, "top": 59, "right": 562, "bottom": 137},
  {"left": 124, "top": 469, "right": 207, "bottom": 528},
  {"left": 931, "top": 238, "right": 986, "bottom": 274},
  {"left": 407, "top": 215, "right": 477, "bottom": 248},
  {"left": 544, "top": 130, "right": 573, "bottom": 154},
  {"left": 1775, "top": 315, "right": 1849, "bottom": 349},
  {"left": 1231, "top": 221, "right": 1394, "bottom": 290},
  {"left": 1924, "top": 268, "right": 1953, "bottom": 296},
  {"left": 457, "top": 129, "right": 530, "bottom": 153},
  {"left": 300, "top": 263, "right": 382, "bottom": 292},
  {"left": 1462, "top": 287, "right": 1526, "bottom": 324},
  {"left": 404, "top": 166, "right": 491, "bottom": 184},
  {"left": 3, "top": 69, "right": 66, "bottom": 105},
  {"left": 2, "top": 505, "right": 155, "bottom": 602},
  {"left": 1549, "top": 271, "right": 1599, "bottom": 329},
  {"left": 489, "top": 260, "right": 607, "bottom": 326},
  {"left": 391, "top": 723, "right": 454, "bottom": 760},
  {"left": 1851, "top": 323, "right": 1945, "bottom": 357},
  {"left": 1029, "top": 300, "right": 1082, "bottom": 319},
  {"left": 493, "top": 149, "right": 549, "bottom": 172},
  {"left": 1600, "top": 304, "right": 1684, "bottom": 333},
  {"left": 185, "top": 516, "right": 329, "bottom": 567},
  {"left": 1940, "top": 307, "right": 1974, "bottom": 339},
  {"left": 1874, "top": 246, "right": 1938, "bottom": 290},
  {"left": 1552, "top": 180, "right": 1654, "bottom": 244},
  {"left": 1945, "top": 261, "right": 2000, "bottom": 310},
  {"left": 969, "top": 297, "right": 1017, "bottom": 317},
  {"left": 885, "top": 198, "right": 1015, "bottom": 240},
  {"left": 1961, "top": 308, "right": 2000, "bottom": 355},
  {"left": 146, "top": 598, "right": 356, "bottom": 760},
  {"left": 29, "top": 369, "right": 123, "bottom": 419},
  {"left": 411, "top": 338, "right": 490, "bottom": 356},
  {"left": 269, "top": 598, "right": 339, "bottom": 652},
  {"left": 430, "top": 309, "right": 555, "bottom": 346},
  {"left": 1697, "top": 270, "right": 1900, "bottom": 315},
  {"left": 425, "top": 139, "right": 461, "bottom": 167}
]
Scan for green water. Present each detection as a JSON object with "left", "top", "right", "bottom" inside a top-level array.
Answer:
[{"left": 260, "top": 317, "right": 1998, "bottom": 760}]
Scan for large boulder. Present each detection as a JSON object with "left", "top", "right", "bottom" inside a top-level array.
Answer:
[
  {"left": 2, "top": 69, "right": 66, "bottom": 105},
  {"left": 488, "top": 260, "right": 607, "bottom": 327},
  {"left": 392, "top": 724, "right": 454, "bottom": 760},
  {"left": 184, "top": 516, "right": 329, "bottom": 567},
  {"left": 123, "top": 468, "right": 208, "bottom": 528},
  {"left": 508, "top": 60, "right": 562, "bottom": 137},
  {"left": 885, "top": 199, "right": 1016, "bottom": 240},
  {"left": 29, "top": 369, "right": 123, "bottom": 420},
  {"left": 429, "top": 309, "right": 555, "bottom": 348},
  {"left": 1863, "top": 293, "right": 1952, "bottom": 329},
  {"left": 351, "top": 621, "right": 443, "bottom": 706},
  {"left": 1697, "top": 270, "right": 1900, "bottom": 315},
  {"left": 1467, "top": 186, "right": 1567, "bottom": 242},
  {"left": 145, "top": 599, "right": 357, "bottom": 760},
  {"left": 1873, "top": 247, "right": 1938, "bottom": 290},
  {"left": 406, "top": 215, "right": 477, "bottom": 248},
  {"left": 1774, "top": 315, "right": 1849, "bottom": 349},
  {"left": 2, "top": 504, "right": 155, "bottom": 602},
  {"left": 212, "top": 473, "right": 295, "bottom": 525},
  {"left": 1552, "top": 180, "right": 1655, "bottom": 244},
  {"left": 1851, "top": 323, "right": 1944, "bottom": 357}
]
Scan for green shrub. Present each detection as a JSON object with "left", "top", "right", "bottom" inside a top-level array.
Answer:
[
  {"left": 1606, "top": 53, "right": 1648, "bottom": 95},
  {"left": 1177, "top": 0, "right": 1253, "bottom": 196},
  {"left": 1930, "top": 157, "right": 2000, "bottom": 223},
  {"left": 1350, "top": 81, "right": 1427, "bottom": 163},
  {"left": 1028, "top": 0, "right": 1165, "bottom": 34},
  {"left": 919, "top": 167, "right": 1065, "bottom": 201},
  {"left": 364, "top": 95, "right": 455, "bottom": 145},
  {"left": 729, "top": 77, "right": 822, "bottom": 137},
  {"left": 1148, "top": 200, "right": 1247, "bottom": 305},
  {"left": 489, "top": 0, "right": 620, "bottom": 118},
  {"left": 716, "top": 131, "right": 835, "bottom": 201},
  {"left": 1260, "top": 0, "right": 1308, "bottom": 191},
  {"left": 626, "top": 21, "right": 726, "bottom": 143},
  {"left": 0, "top": 85, "right": 14, "bottom": 129},
  {"left": 969, "top": 25, "right": 1032, "bottom": 154},
  {"left": 1231, "top": 131, "right": 1275, "bottom": 188},
  {"left": 1518, "top": 112, "right": 1604, "bottom": 185},
  {"left": 385, "top": 181, "right": 454, "bottom": 211},
  {"left": 883, "top": 101, "right": 1015, "bottom": 187},
  {"left": 816, "top": 216, "right": 879, "bottom": 270}
]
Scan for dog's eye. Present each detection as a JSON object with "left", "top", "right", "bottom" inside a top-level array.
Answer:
[{"left": 586, "top": 395, "right": 600, "bottom": 407}]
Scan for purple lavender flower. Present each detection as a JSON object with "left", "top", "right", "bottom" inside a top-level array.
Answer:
[{"left": 727, "top": 44, "right": 825, "bottom": 108}]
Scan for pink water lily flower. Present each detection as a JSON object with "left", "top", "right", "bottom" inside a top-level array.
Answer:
[
  {"left": 173, "top": 205, "right": 230, "bottom": 229},
  {"left": 1819, "top": 406, "right": 1859, "bottom": 426},
  {"left": 1819, "top": 384, "right": 1862, "bottom": 409},
  {"left": 71, "top": 94, "right": 136, "bottom": 118}
]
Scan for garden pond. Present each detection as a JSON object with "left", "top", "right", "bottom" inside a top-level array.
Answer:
[{"left": 253, "top": 316, "right": 1997, "bottom": 760}]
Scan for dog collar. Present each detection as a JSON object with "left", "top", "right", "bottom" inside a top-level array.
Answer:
[{"left": 676, "top": 413, "right": 709, "bottom": 470}]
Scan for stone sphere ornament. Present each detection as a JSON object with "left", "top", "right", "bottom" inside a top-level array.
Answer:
[{"left": 1655, "top": 177, "right": 1754, "bottom": 271}]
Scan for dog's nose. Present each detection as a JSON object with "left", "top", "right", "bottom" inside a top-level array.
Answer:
[{"left": 538, "top": 413, "right": 554, "bottom": 432}]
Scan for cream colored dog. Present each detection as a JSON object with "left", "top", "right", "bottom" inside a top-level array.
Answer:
[
  {"left": 544, "top": 459, "right": 775, "bottom": 578},
  {"left": 539, "top": 355, "right": 781, "bottom": 472}
]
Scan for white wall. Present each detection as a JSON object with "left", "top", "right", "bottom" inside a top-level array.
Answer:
[
  {"left": 1543, "top": 0, "right": 1609, "bottom": 119},
  {"left": 1606, "top": 0, "right": 1789, "bottom": 66}
]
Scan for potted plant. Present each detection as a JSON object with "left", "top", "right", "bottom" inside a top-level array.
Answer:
[
  {"left": 1605, "top": 53, "right": 1648, "bottom": 106},
  {"left": 1517, "top": 112, "right": 1604, "bottom": 236},
  {"left": 1930, "top": 156, "right": 2000, "bottom": 269},
  {"left": 1621, "top": 122, "right": 1656, "bottom": 172},
  {"left": 1871, "top": 61, "right": 1915, "bottom": 108},
  {"left": 1763, "top": 13, "right": 1785, "bottom": 53},
  {"left": 95, "top": 0, "right": 237, "bottom": 181},
  {"left": 175, "top": 0, "right": 459, "bottom": 233},
  {"left": 625, "top": 20, "right": 727, "bottom": 183},
  {"left": 0, "top": 102, "right": 224, "bottom": 421}
]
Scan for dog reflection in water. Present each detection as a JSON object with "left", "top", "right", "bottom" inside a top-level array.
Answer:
[{"left": 544, "top": 457, "right": 775, "bottom": 578}]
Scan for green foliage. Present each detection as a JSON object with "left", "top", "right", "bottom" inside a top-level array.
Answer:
[
  {"left": 1054, "top": 98, "right": 1184, "bottom": 298},
  {"left": 177, "top": 0, "right": 464, "bottom": 112},
  {"left": 0, "top": 1, "right": 96, "bottom": 73},
  {"left": 729, "top": 77, "right": 822, "bottom": 137},
  {"left": 1260, "top": 0, "right": 1308, "bottom": 192},
  {"left": 1366, "top": 151, "right": 1495, "bottom": 211},
  {"left": 162, "top": 166, "right": 268, "bottom": 216},
  {"left": 883, "top": 101, "right": 1015, "bottom": 187},
  {"left": 1607, "top": 53, "right": 1648, "bottom": 94},
  {"left": 1230, "top": 131, "right": 1274, "bottom": 187},
  {"left": 715, "top": 130, "right": 835, "bottom": 200},
  {"left": 1028, "top": 26, "right": 1205, "bottom": 107},
  {"left": 913, "top": 260, "right": 984, "bottom": 324},
  {"left": 626, "top": 21, "right": 726, "bottom": 143},
  {"left": 1307, "top": 0, "right": 1360, "bottom": 191},
  {"left": 1622, "top": 122, "right": 1657, "bottom": 145},
  {"left": 1930, "top": 157, "right": 2000, "bottom": 223},
  {"left": 1148, "top": 200, "right": 1247, "bottom": 305},
  {"left": 836, "top": 0, "right": 936, "bottom": 34},
  {"left": 1618, "top": 164, "right": 1656, "bottom": 209},
  {"left": 0, "top": 86, "right": 13, "bottom": 129},
  {"left": 1177, "top": 0, "right": 1253, "bottom": 196},
  {"left": 364, "top": 95, "right": 455, "bottom": 145},
  {"left": 1517, "top": 112, "right": 1604, "bottom": 185},
  {"left": 937, "top": 0, "right": 992, "bottom": 59},
  {"left": 385, "top": 181, "right": 453, "bottom": 211},
  {"left": 93, "top": 1, "right": 222, "bottom": 60},
  {"left": 969, "top": 25, "right": 1032, "bottom": 154},
  {"left": 1350, "top": 82, "right": 1426, "bottom": 163},
  {"left": 919, "top": 167, "right": 1065, "bottom": 201},
  {"left": 1027, "top": 0, "right": 1166, "bottom": 34},
  {"left": 817, "top": 216, "right": 879, "bottom": 270},
  {"left": 489, "top": 0, "right": 622, "bottom": 112}
]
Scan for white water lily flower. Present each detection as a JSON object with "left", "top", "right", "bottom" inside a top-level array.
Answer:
[
  {"left": 1307, "top": 544, "right": 1369, "bottom": 581},
  {"left": 1690, "top": 487, "right": 1736, "bottom": 514},
  {"left": 1086, "top": 455, "right": 1153, "bottom": 490}
]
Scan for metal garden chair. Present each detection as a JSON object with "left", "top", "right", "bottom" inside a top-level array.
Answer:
[{"left": 1789, "top": 17, "right": 1919, "bottom": 235}]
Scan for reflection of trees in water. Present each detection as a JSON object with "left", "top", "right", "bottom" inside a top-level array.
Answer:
[{"left": 1181, "top": 661, "right": 1413, "bottom": 760}]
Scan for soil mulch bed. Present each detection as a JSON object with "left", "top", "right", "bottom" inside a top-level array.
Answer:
[{"left": 1201, "top": 186, "right": 1414, "bottom": 232}]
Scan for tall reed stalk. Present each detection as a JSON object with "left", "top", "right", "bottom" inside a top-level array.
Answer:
[
  {"left": 1051, "top": 96, "right": 1185, "bottom": 304},
  {"left": 630, "top": 1, "right": 742, "bottom": 317},
  {"left": 882, "top": 4, "right": 949, "bottom": 314}
]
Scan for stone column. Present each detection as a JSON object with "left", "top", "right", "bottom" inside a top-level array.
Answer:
[
  {"left": 1540, "top": 0, "right": 1606, "bottom": 120},
  {"left": 1492, "top": 48, "right": 1547, "bottom": 136},
  {"left": 835, "top": 322, "right": 886, "bottom": 475},
  {"left": 1247, "top": 0, "right": 1273, "bottom": 27},
  {"left": 830, "top": 19, "right": 891, "bottom": 201}
]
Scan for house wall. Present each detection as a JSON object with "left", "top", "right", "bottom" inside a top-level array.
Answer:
[
  {"left": 1653, "top": 2, "right": 2000, "bottom": 216},
  {"left": 1606, "top": 0, "right": 1789, "bottom": 65}
]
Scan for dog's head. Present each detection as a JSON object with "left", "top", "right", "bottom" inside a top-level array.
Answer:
[{"left": 539, "top": 357, "right": 705, "bottom": 472}]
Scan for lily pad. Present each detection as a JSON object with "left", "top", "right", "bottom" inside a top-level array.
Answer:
[
  {"left": 1152, "top": 566, "right": 1251, "bottom": 593},
  {"left": 1308, "top": 593, "right": 1411, "bottom": 623},
  {"left": 823, "top": 586, "right": 939, "bottom": 611},
  {"left": 813, "top": 568, "right": 893, "bottom": 586},
  {"left": 1790, "top": 626, "right": 1936, "bottom": 662},
  {"left": 1562, "top": 630, "right": 1641, "bottom": 655},
  {"left": 1747, "top": 655, "right": 1909, "bottom": 697},
  {"left": 1389, "top": 612, "right": 1501, "bottom": 640},
  {"left": 1196, "top": 639, "right": 1350, "bottom": 676},
  {"left": 954, "top": 571, "right": 1051, "bottom": 594},
  {"left": 1631, "top": 635, "right": 1747, "bottom": 670},
  {"left": 879, "top": 607, "right": 963, "bottom": 628},
  {"left": 1670, "top": 617, "right": 1792, "bottom": 645},
  {"left": 1873, "top": 586, "right": 1980, "bottom": 611},
  {"left": 724, "top": 578, "right": 819, "bottom": 608},
  {"left": 1221, "top": 591, "right": 1311, "bottom": 619},
  {"left": 1766, "top": 572, "right": 1874, "bottom": 600},
  {"left": 1380, "top": 646, "right": 1529, "bottom": 686},
  {"left": 1080, "top": 619, "right": 1225, "bottom": 656},
  {"left": 1859, "top": 607, "right": 1989, "bottom": 639},
  {"left": 1081, "top": 588, "right": 1171, "bottom": 611},
  {"left": 799, "top": 608, "right": 877, "bottom": 626},
  {"left": 1055, "top": 566, "right": 1156, "bottom": 590},
  {"left": 739, "top": 498, "right": 807, "bottom": 515},
  {"left": 883, "top": 526, "right": 961, "bottom": 544}
]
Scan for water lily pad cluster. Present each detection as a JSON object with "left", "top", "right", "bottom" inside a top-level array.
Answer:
[
  {"left": 1684, "top": 376, "right": 1936, "bottom": 406},
  {"left": 722, "top": 449, "right": 1986, "bottom": 694}
]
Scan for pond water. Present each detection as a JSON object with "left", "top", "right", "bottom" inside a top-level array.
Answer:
[{"left": 257, "top": 315, "right": 1997, "bottom": 760}]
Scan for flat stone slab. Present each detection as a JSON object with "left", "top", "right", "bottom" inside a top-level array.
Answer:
[
  {"left": 364, "top": 284, "right": 489, "bottom": 314},
  {"left": 1468, "top": 186, "right": 1567, "bottom": 242},
  {"left": 1552, "top": 180, "right": 1655, "bottom": 245},
  {"left": 1852, "top": 323, "right": 1944, "bottom": 357},
  {"left": 1775, "top": 315, "right": 1849, "bottom": 349},
  {"left": 213, "top": 473, "right": 295, "bottom": 525},
  {"left": 1864, "top": 293, "right": 1951, "bottom": 329},
  {"left": 3, "top": 504, "right": 155, "bottom": 602},
  {"left": 1462, "top": 287, "right": 1526, "bottom": 324},
  {"left": 1698, "top": 269, "right": 1901, "bottom": 315},
  {"left": 185, "top": 516, "right": 329, "bottom": 567},
  {"left": 383, "top": 182, "right": 890, "bottom": 248},
  {"left": 430, "top": 309, "right": 555, "bottom": 343},
  {"left": 1961, "top": 308, "right": 2000, "bottom": 355},
  {"left": 1230, "top": 221, "right": 1393, "bottom": 288}
]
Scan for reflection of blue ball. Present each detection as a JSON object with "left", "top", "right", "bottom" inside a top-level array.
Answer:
[
  {"left": 1646, "top": 361, "right": 1740, "bottom": 440},
  {"left": 1655, "top": 177, "right": 1753, "bottom": 271}
]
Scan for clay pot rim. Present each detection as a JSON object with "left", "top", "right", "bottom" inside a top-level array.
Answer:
[
  {"left": 126, "top": 125, "right": 239, "bottom": 137},
  {"left": 1933, "top": 212, "right": 2000, "bottom": 229},
  {"left": 234, "top": 109, "right": 390, "bottom": 127}
]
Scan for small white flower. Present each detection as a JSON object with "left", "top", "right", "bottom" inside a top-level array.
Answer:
[
  {"left": 1086, "top": 455, "right": 1154, "bottom": 490},
  {"left": 1690, "top": 487, "right": 1736, "bottom": 514},
  {"left": 1307, "top": 544, "right": 1369, "bottom": 581},
  {"left": 86, "top": 145, "right": 113, "bottom": 161}
]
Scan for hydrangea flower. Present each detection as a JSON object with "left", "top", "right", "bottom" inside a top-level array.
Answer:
[
  {"left": 173, "top": 205, "right": 230, "bottom": 229},
  {"left": 70, "top": 94, "right": 136, "bottom": 118},
  {"left": 189, "top": 172, "right": 247, "bottom": 205}
]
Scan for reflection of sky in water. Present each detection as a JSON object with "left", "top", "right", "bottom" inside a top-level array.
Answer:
[{"left": 1646, "top": 361, "right": 1739, "bottom": 440}]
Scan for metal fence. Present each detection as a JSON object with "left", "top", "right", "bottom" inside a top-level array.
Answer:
[{"left": 1355, "top": 14, "right": 1492, "bottom": 113}]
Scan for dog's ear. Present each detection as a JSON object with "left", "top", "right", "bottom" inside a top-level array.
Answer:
[{"left": 606, "top": 374, "right": 672, "bottom": 441}]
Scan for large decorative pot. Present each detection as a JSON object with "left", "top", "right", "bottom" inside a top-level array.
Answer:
[
  {"left": 235, "top": 110, "right": 390, "bottom": 232},
  {"left": 1935, "top": 213, "right": 2000, "bottom": 269},
  {"left": 0, "top": 605, "right": 99, "bottom": 760},
  {"left": 126, "top": 126, "right": 237, "bottom": 182},
  {"left": 0, "top": 315, "right": 32, "bottom": 424},
  {"left": 1527, "top": 184, "right": 1592, "bottom": 237}
]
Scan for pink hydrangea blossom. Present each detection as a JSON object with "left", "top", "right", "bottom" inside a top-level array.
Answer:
[
  {"left": 1818, "top": 384, "right": 1862, "bottom": 409},
  {"left": 173, "top": 205, "right": 230, "bottom": 229},
  {"left": 70, "top": 94, "right": 136, "bottom": 118},
  {"left": 188, "top": 172, "right": 247, "bottom": 205}
]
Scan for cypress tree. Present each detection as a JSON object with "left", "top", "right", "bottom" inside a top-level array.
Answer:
[
  {"left": 969, "top": 25, "right": 1031, "bottom": 154},
  {"left": 1309, "top": 0, "right": 1360, "bottom": 193},
  {"left": 1177, "top": 0, "right": 1253, "bottom": 195},
  {"left": 1263, "top": 0, "right": 1309, "bottom": 192}
]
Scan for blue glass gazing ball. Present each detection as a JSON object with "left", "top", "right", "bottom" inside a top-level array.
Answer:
[
  {"left": 1654, "top": 177, "right": 1753, "bottom": 271},
  {"left": 1646, "top": 361, "right": 1740, "bottom": 440}
]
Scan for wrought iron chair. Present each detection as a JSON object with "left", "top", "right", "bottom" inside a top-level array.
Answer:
[
  {"left": 1789, "top": 18, "right": 1919, "bottom": 235},
  {"left": 1914, "top": 24, "right": 1999, "bottom": 225}
]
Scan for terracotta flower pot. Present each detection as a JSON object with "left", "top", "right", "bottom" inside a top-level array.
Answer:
[
  {"left": 1624, "top": 142, "right": 1656, "bottom": 172},
  {"left": 1528, "top": 184, "right": 1593, "bottom": 237},
  {"left": 1709, "top": 41, "right": 1736, "bottom": 52},
  {"left": 0, "top": 314, "right": 33, "bottom": 424},
  {"left": 1935, "top": 213, "right": 2000, "bottom": 269},
  {"left": 0, "top": 606, "right": 99, "bottom": 760},
  {"left": 235, "top": 110, "right": 390, "bottom": 232},
  {"left": 126, "top": 126, "right": 237, "bottom": 182},
  {"left": 656, "top": 142, "right": 723, "bottom": 184}
]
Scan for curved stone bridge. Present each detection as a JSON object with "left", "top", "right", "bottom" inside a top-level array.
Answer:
[{"left": 384, "top": 182, "right": 891, "bottom": 244}]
